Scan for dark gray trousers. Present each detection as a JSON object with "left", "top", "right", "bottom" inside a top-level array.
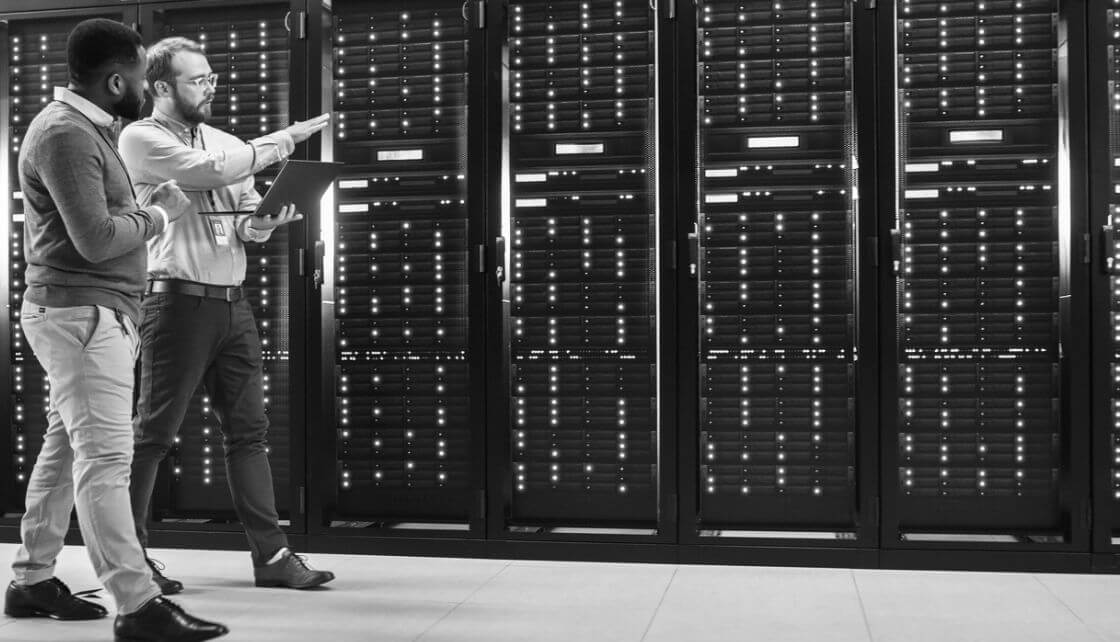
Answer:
[{"left": 130, "top": 292, "right": 287, "bottom": 565}]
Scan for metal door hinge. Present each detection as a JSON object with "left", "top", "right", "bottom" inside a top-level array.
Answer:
[
  {"left": 1104, "top": 225, "right": 1117, "bottom": 274},
  {"left": 687, "top": 223, "right": 699, "bottom": 279},
  {"left": 868, "top": 236, "right": 879, "bottom": 268},
  {"left": 1083, "top": 232, "right": 1092, "bottom": 265},
  {"left": 858, "top": 0, "right": 877, "bottom": 9},
  {"left": 1081, "top": 502, "right": 1092, "bottom": 529},
  {"left": 494, "top": 236, "right": 506, "bottom": 283},
  {"left": 312, "top": 240, "right": 325, "bottom": 290},
  {"left": 298, "top": 486, "right": 306, "bottom": 514},
  {"left": 476, "top": 244, "right": 487, "bottom": 273},
  {"left": 297, "top": 248, "right": 306, "bottom": 277},
  {"left": 477, "top": 490, "right": 486, "bottom": 518},
  {"left": 890, "top": 229, "right": 902, "bottom": 275}
]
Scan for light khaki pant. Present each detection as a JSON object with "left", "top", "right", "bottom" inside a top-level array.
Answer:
[{"left": 12, "top": 300, "right": 160, "bottom": 615}]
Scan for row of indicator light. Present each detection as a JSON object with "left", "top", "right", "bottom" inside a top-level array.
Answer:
[
  {"left": 901, "top": 1, "right": 1049, "bottom": 118},
  {"left": 335, "top": 14, "right": 450, "bottom": 138},
  {"left": 9, "top": 35, "right": 59, "bottom": 152},
  {"left": 514, "top": 368, "right": 633, "bottom": 494},
  {"left": 900, "top": 364, "right": 1034, "bottom": 493},
  {"left": 900, "top": 0, "right": 1050, "bottom": 16},
  {"left": 337, "top": 354, "right": 457, "bottom": 489},
  {"left": 1114, "top": 4, "right": 1120, "bottom": 500},
  {"left": 9, "top": 369, "right": 48, "bottom": 484},
  {"left": 510, "top": 1, "right": 643, "bottom": 131},
  {"left": 196, "top": 24, "right": 279, "bottom": 134}
]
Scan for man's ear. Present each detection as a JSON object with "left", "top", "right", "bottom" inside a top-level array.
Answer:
[{"left": 106, "top": 72, "right": 125, "bottom": 98}]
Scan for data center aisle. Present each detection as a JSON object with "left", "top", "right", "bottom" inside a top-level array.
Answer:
[{"left": 0, "top": 543, "right": 1114, "bottom": 642}]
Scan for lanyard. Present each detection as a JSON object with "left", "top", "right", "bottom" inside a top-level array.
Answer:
[{"left": 188, "top": 127, "right": 224, "bottom": 212}]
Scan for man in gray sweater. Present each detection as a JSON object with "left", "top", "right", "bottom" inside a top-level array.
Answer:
[{"left": 1, "top": 19, "right": 226, "bottom": 642}]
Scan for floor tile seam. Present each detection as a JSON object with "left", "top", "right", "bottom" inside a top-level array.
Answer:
[
  {"left": 639, "top": 566, "right": 679, "bottom": 642},
  {"left": 1031, "top": 575, "right": 1109, "bottom": 642},
  {"left": 411, "top": 561, "right": 512, "bottom": 641},
  {"left": 850, "top": 570, "right": 877, "bottom": 642}
]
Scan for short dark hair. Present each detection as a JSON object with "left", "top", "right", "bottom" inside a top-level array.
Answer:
[
  {"left": 66, "top": 19, "right": 143, "bottom": 86},
  {"left": 146, "top": 37, "right": 206, "bottom": 88}
]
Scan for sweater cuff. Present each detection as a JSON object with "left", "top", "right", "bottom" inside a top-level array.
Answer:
[{"left": 147, "top": 205, "right": 170, "bottom": 232}]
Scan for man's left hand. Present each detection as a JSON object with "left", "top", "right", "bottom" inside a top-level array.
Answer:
[{"left": 248, "top": 203, "right": 303, "bottom": 232}]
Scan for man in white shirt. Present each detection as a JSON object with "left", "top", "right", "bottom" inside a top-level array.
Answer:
[{"left": 118, "top": 36, "right": 333, "bottom": 593}]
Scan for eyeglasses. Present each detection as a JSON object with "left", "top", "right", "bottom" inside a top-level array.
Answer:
[{"left": 179, "top": 73, "right": 218, "bottom": 90}]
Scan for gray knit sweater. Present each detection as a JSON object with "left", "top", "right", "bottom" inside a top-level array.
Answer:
[{"left": 19, "top": 100, "right": 166, "bottom": 324}]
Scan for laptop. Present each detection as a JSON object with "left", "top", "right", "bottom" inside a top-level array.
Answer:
[{"left": 201, "top": 159, "right": 345, "bottom": 216}]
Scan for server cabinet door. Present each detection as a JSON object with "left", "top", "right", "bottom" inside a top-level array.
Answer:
[
  {"left": 884, "top": 0, "right": 1088, "bottom": 547},
  {"left": 493, "top": 0, "right": 661, "bottom": 533},
  {"left": 676, "top": 0, "right": 869, "bottom": 546},
  {"left": 0, "top": 6, "right": 138, "bottom": 518},
  {"left": 136, "top": 0, "right": 305, "bottom": 531},
  {"left": 1090, "top": 0, "right": 1120, "bottom": 556},
  {"left": 316, "top": 0, "right": 485, "bottom": 533},
  {"left": 681, "top": 0, "right": 875, "bottom": 544}
]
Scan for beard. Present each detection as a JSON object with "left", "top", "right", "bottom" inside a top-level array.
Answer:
[
  {"left": 114, "top": 86, "right": 146, "bottom": 121},
  {"left": 174, "top": 88, "right": 212, "bottom": 126}
]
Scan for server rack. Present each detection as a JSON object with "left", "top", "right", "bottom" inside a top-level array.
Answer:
[
  {"left": 881, "top": 0, "right": 1090, "bottom": 554},
  {"left": 1090, "top": 0, "right": 1120, "bottom": 562},
  {"left": 136, "top": 0, "right": 306, "bottom": 535},
  {"left": 0, "top": 4, "right": 138, "bottom": 519},
  {"left": 313, "top": 0, "right": 488, "bottom": 538},
  {"left": 676, "top": 0, "right": 880, "bottom": 557},
  {"left": 488, "top": 0, "right": 666, "bottom": 538}
]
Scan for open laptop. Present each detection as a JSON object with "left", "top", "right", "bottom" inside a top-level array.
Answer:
[{"left": 201, "top": 159, "right": 344, "bottom": 216}]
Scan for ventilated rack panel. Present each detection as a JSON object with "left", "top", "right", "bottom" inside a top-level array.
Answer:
[
  {"left": 893, "top": 0, "right": 1063, "bottom": 532},
  {"left": 505, "top": 0, "right": 658, "bottom": 525}
]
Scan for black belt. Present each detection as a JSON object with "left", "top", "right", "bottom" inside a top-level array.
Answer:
[{"left": 146, "top": 279, "right": 244, "bottom": 302}]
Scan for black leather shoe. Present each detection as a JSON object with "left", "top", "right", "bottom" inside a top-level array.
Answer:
[
  {"left": 146, "top": 558, "right": 183, "bottom": 595},
  {"left": 254, "top": 549, "right": 335, "bottom": 589},
  {"left": 4, "top": 578, "right": 107, "bottom": 620},
  {"left": 114, "top": 597, "right": 228, "bottom": 642}
]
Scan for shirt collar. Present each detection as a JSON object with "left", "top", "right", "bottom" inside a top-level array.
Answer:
[
  {"left": 53, "top": 87, "right": 116, "bottom": 129},
  {"left": 151, "top": 105, "right": 196, "bottom": 140}
]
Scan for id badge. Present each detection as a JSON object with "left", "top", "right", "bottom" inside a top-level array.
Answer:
[{"left": 211, "top": 218, "right": 229, "bottom": 246}]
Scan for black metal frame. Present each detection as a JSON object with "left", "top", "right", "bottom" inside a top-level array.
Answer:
[
  {"left": 1087, "top": 0, "right": 1120, "bottom": 566},
  {"left": 673, "top": 0, "right": 880, "bottom": 553},
  {"left": 876, "top": 0, "right": 1092, "bottom": 554},
  {"left": 484, "top": 0, "right": 676, "bottom": 546},
  {"left": 308, "top": 0, "right": 490, "bottom": 544},
  {"left": 0, "top": 0, "right": 1117, "bottom": 575},
  {"left": 133, "top": 0, "right": 310, "bottom": 542}
]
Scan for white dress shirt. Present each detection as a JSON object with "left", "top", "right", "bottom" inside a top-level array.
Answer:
[{"left": 118, "top": 106, "right": 295, "bottom": 286}]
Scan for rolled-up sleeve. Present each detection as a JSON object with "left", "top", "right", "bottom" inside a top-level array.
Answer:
[{"left": 119, "top": 122, "right": 294, "bottom": 191}]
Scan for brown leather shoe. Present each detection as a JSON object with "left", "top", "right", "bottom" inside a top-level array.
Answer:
[
  {"left": 113, "top": 596, "right": 227, "bottom": 642},
  {"left": 4, "top": 578, "right": 107, "bottom": 620},
  {"left": 253, "top": 550, "right": 334, "bottom": 589}
]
